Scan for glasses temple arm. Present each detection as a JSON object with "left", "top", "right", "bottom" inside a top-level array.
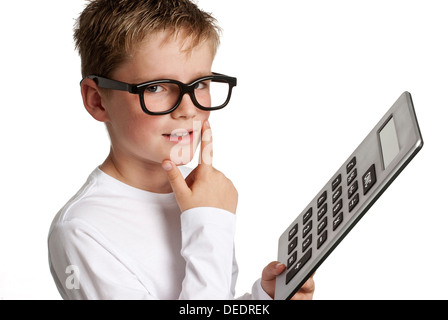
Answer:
[{"left": 84, "top": 76, "right": 136, "bottom": 93}]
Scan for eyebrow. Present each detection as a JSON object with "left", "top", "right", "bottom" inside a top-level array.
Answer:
[{"left": 132, "top": 72, "right": 213, "bottom": 84}]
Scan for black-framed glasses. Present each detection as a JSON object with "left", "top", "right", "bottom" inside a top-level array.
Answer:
[{"left": 83, "top": 72, "right": 237, "bottom": 115}]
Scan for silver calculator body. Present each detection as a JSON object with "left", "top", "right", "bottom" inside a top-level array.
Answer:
[{"left": 275, "top": 92, "right": 423, "bottom": 300}]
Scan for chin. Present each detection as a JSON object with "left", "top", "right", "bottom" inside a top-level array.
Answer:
[{"left": 169, "top": 143, "right": 197, "bottom": 165}]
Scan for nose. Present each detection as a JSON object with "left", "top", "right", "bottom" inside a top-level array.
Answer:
[{"left": 171, "top": 93, "right": 198, "bottom": 119}]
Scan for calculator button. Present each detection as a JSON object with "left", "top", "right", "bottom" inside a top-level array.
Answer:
[
  {"left": 347, "top": 157, "right": 357, "bottom": 173},
  {"left": 288, "top": 237, "right": 298, "bottom": 255},
  {"left": 286, "top": 248, "right": 312, "bottom": 285},
  {"left": 287, "top": 251, "right": 297, "bottom": 269},
  {"left": 348, "top": 193, "right": 359, "bottom": 212},
  {"left": 333, "top": 198, "right": 343, "bottom": 217},
  {"left": 288, "top": 224, "right": 298, "bottom": 241},
  {"left": 303, "top": 208, "right": 312, "bottom": 224},
  {"left": 332, "top": 174, "right": 342, "bottom": 191},
  {"left": 317, "top": 230, "right": 327, "bottom": 249},
  {"left": 317, "top": 191, "right": 327, "bottom": 208},
  {"left": 302, "top": 234, "right": 312, "bottom": 252},
  {"left": 332, "top": 186, "right": 342, "bottom": 203},
  {"left": 317, "top": 216, "right": 327, "bottom": 235},
  {"left": 333, "top": 212, "right": 343, "bottom": 231},
  {"left": 348, "top": 180, "right": 358, "bottom": 199},
  {"left": 362, "top": 164, "right": 377, "bottom": 195},
  {"left": 317, "top": 203, "right": 327, "bottom": 221},
  {"left": 347, "top": 168, "right": 357, "bottom": 185},
  {"left": 303, "top": 220, "right": 312, "bottom": 238}
]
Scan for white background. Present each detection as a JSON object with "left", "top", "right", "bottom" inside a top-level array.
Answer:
[{"left": 1, "top": 0, "right": 447, "bottom": 299}]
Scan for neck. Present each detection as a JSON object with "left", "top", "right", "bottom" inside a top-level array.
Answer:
[{"left": 99, "top": 149, "right": 173, "bottom": 194}]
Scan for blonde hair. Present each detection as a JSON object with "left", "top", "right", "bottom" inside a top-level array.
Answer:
[{"left": 74, "top": 0, "right": 221, "bottom": 78}]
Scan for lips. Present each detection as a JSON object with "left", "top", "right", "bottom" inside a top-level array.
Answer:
[{"left": 162, "top": 129, "right": 195, "bottom": 144}]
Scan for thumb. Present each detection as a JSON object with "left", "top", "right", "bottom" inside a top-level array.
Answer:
[
  {"left": 262, "top": 262, "right": 286, "bottom": 281},
  {"left": 162, "top": 160, "right": 191, "bottom": 199}
]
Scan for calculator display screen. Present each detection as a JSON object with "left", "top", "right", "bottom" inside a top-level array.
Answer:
[{"left": 379, "top": 116, "right": 400, "bottom": 168}]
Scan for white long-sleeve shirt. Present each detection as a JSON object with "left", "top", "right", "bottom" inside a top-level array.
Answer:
[{"left": 48, "top": 167, "right": 270, "bottom": 300}]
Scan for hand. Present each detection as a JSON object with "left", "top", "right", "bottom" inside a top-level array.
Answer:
[
  {"left": 162, "top": 121, "right": 238, "bottom": 214},
  {"left": 261, "top": 262, "right": 315, "bottom": 300}
]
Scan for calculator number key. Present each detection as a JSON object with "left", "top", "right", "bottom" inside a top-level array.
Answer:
[
  {"left": 317, "top": 191, "right": 327, "bottom": 208},
  {"left": 346, "top": 157, "right": 356, "bottom": 174},
  {"left": 288, "top": 223, "right": 298, "bottom": 241},
  {"left": 303, "top": 208, "right": 312, "bottom": 224},
  {"left": 303, "top": 220, "right": 312, "bottom": 238},
  {"left": 302, "top": 234, "right": 312, "bottom": 252},
  {"left": 332, "top": 174, "right": 342, "bottom": 191},
  {"left": 288, "top": 237, "right": 298, "bottom": 255},
  {"left": 317, "top": 217, "right": 327, "bottom": 235},
  {"left": 333, "top": 198, "right": 343, "bottom": 216},
  {"left": 317, "top": 230, "right": 327, "bottom": 249},
  {"left": 332, "top": 186, "right": 342, "bottom": 203},
  {"left": 317, "top": 203, "right": 327, "bottom": 221}
]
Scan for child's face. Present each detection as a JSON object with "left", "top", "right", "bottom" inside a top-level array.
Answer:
[{"left": 101, "top": 31, "right": 214, "bottom": 167}]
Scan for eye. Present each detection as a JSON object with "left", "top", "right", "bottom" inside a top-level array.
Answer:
[
  {"left": 146, "top": 85, "right": 164, "bottom": 93},
  {"left": 194, "top": 81, "right": 209, "bottom": 90}
]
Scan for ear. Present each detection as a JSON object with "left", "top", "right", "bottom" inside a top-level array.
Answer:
[{"left": 80, "top": 78, "right": 110, "bottom": 122}]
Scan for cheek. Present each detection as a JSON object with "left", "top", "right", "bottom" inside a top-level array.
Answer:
[
  {"left": 105, "top": 97, "right": 158, "bottom": 147},
  {"left": 127, "top": 115, "right": 162, "bottom": 144},
  {"left": 115, "top": 115, "right": 169, "bottom": 162},
  {"left": 105, "top": 93, "right": 137, "bottom": 121}
]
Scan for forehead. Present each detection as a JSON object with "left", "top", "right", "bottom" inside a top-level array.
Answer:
[{"left": 114, "top": 30, "right": 215, "bottom": 83}]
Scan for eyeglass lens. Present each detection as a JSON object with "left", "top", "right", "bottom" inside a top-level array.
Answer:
[{"left": 143, "top": 80, "right": 230, "bottom": 113}]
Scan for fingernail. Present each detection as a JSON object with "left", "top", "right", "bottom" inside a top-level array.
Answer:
[
  {"left": 162, "top": 161, "right": 173, "bottom": 171},
  {"left": 275, "top": 263, "right": 283, "bottom": 269}
]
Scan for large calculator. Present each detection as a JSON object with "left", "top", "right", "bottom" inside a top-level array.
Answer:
[{"left": 274, "top": 92, "right": 423, "bottom": 300}]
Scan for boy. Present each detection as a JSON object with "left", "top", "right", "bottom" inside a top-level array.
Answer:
[{"left": 48, "top": 0, "right": 315, "bottom": 300}]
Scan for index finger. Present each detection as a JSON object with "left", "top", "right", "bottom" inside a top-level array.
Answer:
[{"left": 199, "top": 120, "right": 213, "bottom": 166}]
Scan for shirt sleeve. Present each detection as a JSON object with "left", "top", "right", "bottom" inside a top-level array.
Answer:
[
  {"left": 179, "top": 207, "right": 237, "bottom": 299},
  {"left": 180, "top": 208, "right": 273, "bottom": 300},
  {"left": 236, "top": 279, "right": 273, "bottom": 300},
  {"left": 48, "top": 218, "right": 156, "bottom": 300}
]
